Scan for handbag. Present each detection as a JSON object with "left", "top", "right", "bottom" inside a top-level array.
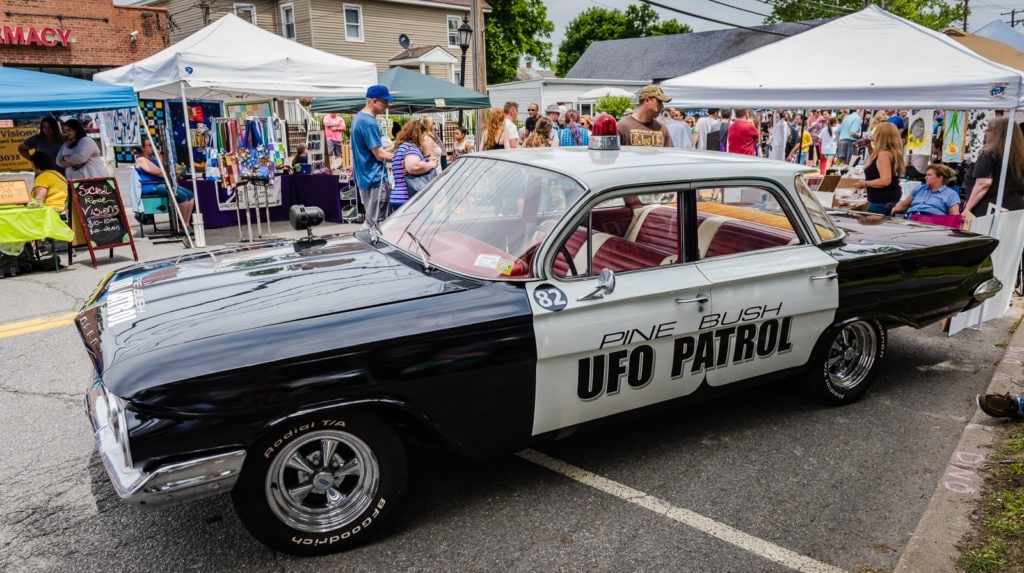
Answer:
[
  {"left": 909, "top": 213, "right": 963, "bottom": 229},
  {"left": 405, "top": 168, "right": 437, "bottom": 196}
]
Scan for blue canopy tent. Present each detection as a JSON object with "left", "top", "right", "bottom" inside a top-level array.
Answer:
[{"left": 0, "top": 67, "right": 138, "bottom": 116}]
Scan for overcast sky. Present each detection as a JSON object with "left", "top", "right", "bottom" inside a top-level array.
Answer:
[{"left": 540, "top": 0, "right": 1002, "bottom": 64}]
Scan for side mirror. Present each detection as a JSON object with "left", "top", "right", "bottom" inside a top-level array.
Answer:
[{"left": 578, "top": 268, "right": 616, "bottom": 301}]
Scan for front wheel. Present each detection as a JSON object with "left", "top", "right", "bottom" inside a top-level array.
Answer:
[
  {"left": 232, "top": 410, "right": 407, "bottom": 555},
  {"left": 804, "top": 319, "right": 886, "bottom": 405}
]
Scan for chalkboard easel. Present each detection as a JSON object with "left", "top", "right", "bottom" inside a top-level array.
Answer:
[{"left": 69, "top": 177, "right": 139, "bottom": 269}]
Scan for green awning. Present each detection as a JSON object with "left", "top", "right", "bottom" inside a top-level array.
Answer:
[{"left": 310, "top": 67, "right": 491, "bottom": 114}]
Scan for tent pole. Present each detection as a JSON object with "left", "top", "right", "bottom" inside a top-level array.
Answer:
[
  {"left": 179, "top": 79, "right": 206, "bottom": 247},
  {"left": 138, "top": 104, "right": 193, "bottom": 248},
  {"left": 989, "top": 107, "right": 1016, "bottom": 238},
  {"left": 973, "top": 105, "right": 1019, "bottom": 330}
]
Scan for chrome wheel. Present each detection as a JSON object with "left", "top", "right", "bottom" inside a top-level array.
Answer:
[
  {"left": 265, "top": 429, "right": 379, "bottom": 533},
  {"left": 825, "top": 321, "right": 878, "bottom": 390}
]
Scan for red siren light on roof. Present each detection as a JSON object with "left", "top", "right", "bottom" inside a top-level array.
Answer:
[{"left": 589, "top": 113, "right": 619, "bottom": 150}]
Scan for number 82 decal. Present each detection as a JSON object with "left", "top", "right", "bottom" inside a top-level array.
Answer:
[{"left": 532, "top": 284, "right": 568, "bottom": 312}]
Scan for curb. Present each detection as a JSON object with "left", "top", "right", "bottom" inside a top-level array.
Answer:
[{"left": 895, "top": 304, "right": 1024, "bottom": 573}]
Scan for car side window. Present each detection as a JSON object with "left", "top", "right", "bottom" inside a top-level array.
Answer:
[
  {"left": 694, "top": 186, "right": 801, "bottom": 259},
  {"left": 552, "top": 191, "right": 681, "bottom": 278}
]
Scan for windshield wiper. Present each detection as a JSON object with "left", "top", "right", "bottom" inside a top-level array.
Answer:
[{"left": 405, "top": 230, "right": 433, "bottom": 273}]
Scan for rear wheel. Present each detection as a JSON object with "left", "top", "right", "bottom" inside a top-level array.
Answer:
[
  {"left": 804, "top": 319, "right": 885, "bottom": 405},
  {"left": 233, "top": 410, "right": 407, "bottom": 555}
]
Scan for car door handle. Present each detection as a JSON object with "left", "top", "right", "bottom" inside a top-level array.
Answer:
[
  {"left": 675, "top": 294, "right": 710, "bottom": 304},
  {"left": 810, "top": 271, "right": 839, "bottom": 280}
]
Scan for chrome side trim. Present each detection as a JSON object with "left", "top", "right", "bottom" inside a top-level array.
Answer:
[{"left": 86, "top": 381, "right": 246, "bottom": 507}]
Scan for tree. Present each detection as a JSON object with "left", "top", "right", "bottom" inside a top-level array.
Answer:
[
  {"left": 594, "top": 95, "right": 633, "bottom": 119},
  {"left": 764, "top": 0, "right": 964, "bottom": 30},
  {"left": 555, "top": 4, "right": 692, "bottom": 77},
  {"left": 484, "top": 0, "right": 555, "bottom": 85}
]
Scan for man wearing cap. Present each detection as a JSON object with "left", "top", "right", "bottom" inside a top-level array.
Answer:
[
  {"left": 617, "top": 85, "right": 673, "bottom": 147},
  {"left": 351, "top": 85, "right": 395, "bottom": 229},
  {"left": 544, "top": 104, "right": 562, "bottom": 145}
]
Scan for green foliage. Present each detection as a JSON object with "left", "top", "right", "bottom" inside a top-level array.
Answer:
[
  {"left": 484, "top": 0, "right": 554, "bottom": 85},
  {"left": 763, "top": 0, "right": 965, "bottom": 30},
  {"left": 594, "top": 95, "right": 632, "bottom": 119},
  {"left": 957, "top": 540, "right": 1009, "bottom": 573},
  {"left": 555, "top": 4, "right": 691, "bottom": 77}
]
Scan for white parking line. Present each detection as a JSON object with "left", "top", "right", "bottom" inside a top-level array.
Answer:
[{"left": 517, "top": 449, "right": 846, "bottom": 573}]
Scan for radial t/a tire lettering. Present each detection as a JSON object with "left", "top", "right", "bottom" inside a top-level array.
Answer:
[
  {"left": 804, "top": 318, "right": 886, "bottom": 406},
  {"left": 232, "top": 410, "right": 407, "bottom": 556}
]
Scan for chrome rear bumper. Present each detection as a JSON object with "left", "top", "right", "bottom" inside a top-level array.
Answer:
[{"left": 86, "top": 380, "right": 246, "bottom": 507}]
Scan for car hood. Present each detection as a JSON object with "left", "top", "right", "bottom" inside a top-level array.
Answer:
[{"left": 76, "top": 233, "right": 477, "bottom": 396}]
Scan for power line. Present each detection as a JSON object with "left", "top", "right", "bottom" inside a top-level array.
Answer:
[
  {"left": 640, "top": 0, "right": 792, "bottom": 35},
  {"left": 703, "top": 0, "right": 816, "bottom": 26},
  {"left": 752, "top": 0, "right": 855, "bottom": 16}
]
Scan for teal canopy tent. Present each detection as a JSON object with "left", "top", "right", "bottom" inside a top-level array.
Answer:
[
  {"left": 0, "top": 67, "right": 138, "bottom": 116},
  {"left": 310, "top": 67, "right": 490, "bottom": 114}
]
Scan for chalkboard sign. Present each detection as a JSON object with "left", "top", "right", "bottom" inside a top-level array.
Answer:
[{"left": 69, "top": 177, "right": 138, "bottom": 268}]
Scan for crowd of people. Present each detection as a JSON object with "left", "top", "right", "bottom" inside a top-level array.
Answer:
[{"left": 343, "top": 83, "right": 1024, "bottom": 232}]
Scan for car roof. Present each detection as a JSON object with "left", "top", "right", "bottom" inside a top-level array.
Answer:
[{"left": 468, "top": 147, "right": 809, "bottom": 191}]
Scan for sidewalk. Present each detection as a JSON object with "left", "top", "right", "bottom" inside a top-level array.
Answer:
[{"left": 895, "top": 302, "right": 1024, "bottom": 572}]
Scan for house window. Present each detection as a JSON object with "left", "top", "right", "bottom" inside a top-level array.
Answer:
[
  {"left": 344, "top": 4, "right": 363, "bottom": 42},
  {"left": 453, "top": 69, "right": 462, "bottom": 86},
  {"left": 281, "top": 3, "right": 295, "bottom": 40},
  {"left": 448, "top": 15, "right": 462, "bottom": 48},
  {"left": 234, "top": 3, "right": 257, "bottom": 25}
]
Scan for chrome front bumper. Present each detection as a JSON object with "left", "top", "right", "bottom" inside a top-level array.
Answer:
[{"left": 85, "top": 380, "right": 246, "bottom": 507}]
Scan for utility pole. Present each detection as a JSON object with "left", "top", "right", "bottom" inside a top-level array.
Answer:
[{"left": 1003, "top": 8, "right": 1019, "bottom": 27}]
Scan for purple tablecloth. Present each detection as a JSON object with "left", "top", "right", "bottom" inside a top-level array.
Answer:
[{"left": 182, "top": 174, "right": 343, "bottom": 229}]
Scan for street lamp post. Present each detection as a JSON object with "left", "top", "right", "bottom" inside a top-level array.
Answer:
[{"left": 457, "top": 16, "right": 472, "bottom": 128}]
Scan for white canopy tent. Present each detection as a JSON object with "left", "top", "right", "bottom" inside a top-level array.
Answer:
[
  {"left": 578, "top": 86, "right": 635, "bottom": 101},
  {"left": 661, "top": 6, "right": 1024, "bottom": 333},
  {"left": 95, "top": 13, "right": 377, "bottom": 100},
  {"left": 661, "top": 7, "right": 1024, "bottom": 110},
  {"left": 95, "top": 13, "right": 377, "bottom": 246}
]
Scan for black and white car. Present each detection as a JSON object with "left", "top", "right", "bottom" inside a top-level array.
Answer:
[{"left": 80, "top": 121, "right": 1001, "bottom": 555}]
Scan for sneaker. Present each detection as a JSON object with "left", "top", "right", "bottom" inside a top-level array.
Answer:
[{"left": 977, "top": 393, "right": 1023, "bottom": 419}]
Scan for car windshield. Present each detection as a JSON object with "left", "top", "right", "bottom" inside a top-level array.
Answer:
[{"left": 380, "top": 156, "right": 586, "bottom": 280}]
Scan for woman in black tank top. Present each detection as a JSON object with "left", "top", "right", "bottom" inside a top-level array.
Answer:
[{"left": 853, "top": 122, "right": 905, "bottom": 215}]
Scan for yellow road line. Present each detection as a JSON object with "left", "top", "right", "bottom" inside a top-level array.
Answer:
[{"left": 0, "top": 312, "right": 77, "bottom": 339}]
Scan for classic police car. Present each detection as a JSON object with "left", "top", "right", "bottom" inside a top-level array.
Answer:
[{"left": 80, "top": 119, "right": 1001, "bottom": 555}]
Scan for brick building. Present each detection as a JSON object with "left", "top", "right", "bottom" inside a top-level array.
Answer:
[{"left": 0, "top": 0, "right": 169, "bottom": 78}]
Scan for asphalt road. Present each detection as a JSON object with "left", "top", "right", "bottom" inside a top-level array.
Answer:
[{"left": 0, "top": 225, "right": 1015, "bottom": 572}]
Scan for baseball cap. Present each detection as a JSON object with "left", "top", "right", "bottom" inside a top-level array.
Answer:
[
  {"left": 637, "top": 85, "right": 671, "bottom": 102},
  {"left": 366, "top": 85, "right": 395, "bottom": 101}
]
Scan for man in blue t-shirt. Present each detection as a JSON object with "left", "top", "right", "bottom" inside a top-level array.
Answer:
[
  {"left": 351, "top": 85, "right": 395, "bottom": 229},
  {"left": 836, "top": 109, "right": 862, "bottom": 165}
]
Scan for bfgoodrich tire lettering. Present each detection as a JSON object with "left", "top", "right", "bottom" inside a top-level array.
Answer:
[
  {"left": 804, "top": 319, "right": 886, "bottom": 406},
  {"left": 232, "top": 411, "right": 407, "bottom": 555}
]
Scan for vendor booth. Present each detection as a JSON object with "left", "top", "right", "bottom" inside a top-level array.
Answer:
[
  {"left": 0, "top": 69, "right": 139, "bottom": 270},
  {"left": 660, "top": 5, "right": 1024, "bottom": 334},
  {"left": 95, "top": 13, "right": 376, "bottom": 246}
]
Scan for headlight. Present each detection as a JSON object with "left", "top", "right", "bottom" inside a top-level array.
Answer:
[
  {"left": 104, "top": 387, "right": 133, "bottom": 468},
  {"left": 973, "top": 278, "right": 1003, "bottom": 302}
]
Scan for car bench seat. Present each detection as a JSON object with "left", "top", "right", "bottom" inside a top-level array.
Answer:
[{"left": 554, "top": 227, "right": 676, "bottom": 277}]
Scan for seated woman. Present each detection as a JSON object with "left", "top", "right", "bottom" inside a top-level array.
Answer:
[
  {"left": 30, "top": 152, "right": 68, "bottom": 215},
  {"left": 135, "top": 138, "right": 194, "bottom": 227},
  {"left": 289, "top": 144, "right": 309, "bottom": 173},
  {"left": 891, "top": 163, "right": 961, "bottom": 217}
]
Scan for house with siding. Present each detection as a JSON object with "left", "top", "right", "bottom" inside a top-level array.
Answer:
[{"left": 134, "top": 0, "right": 487, "bottom": 88}]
